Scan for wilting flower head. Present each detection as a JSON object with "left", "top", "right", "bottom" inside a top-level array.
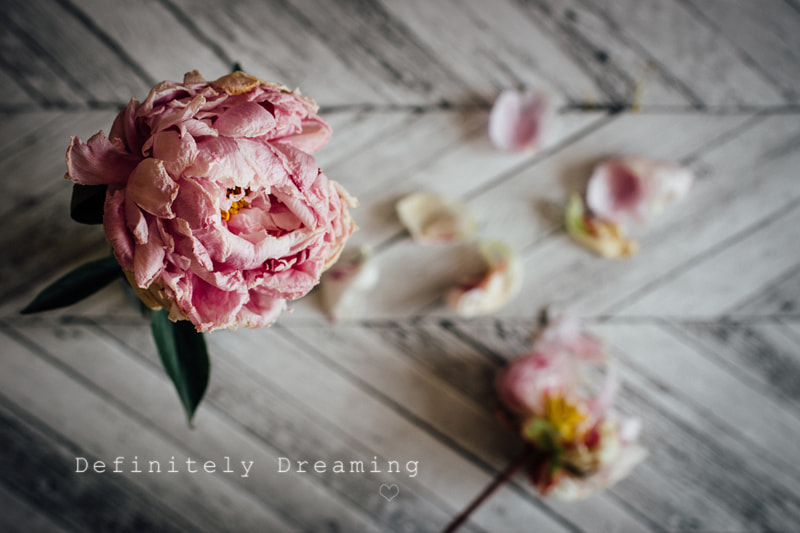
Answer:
[
  {"left": 496, "top": 315, "right": 646, "bottom": 499},
  {"left": 66, "top": 71, "right": 356, "bottom": 331}
]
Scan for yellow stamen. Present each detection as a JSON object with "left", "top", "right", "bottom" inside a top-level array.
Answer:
[
  {"left": 220, "top": 187, "right": 249, "bottom": 221},
  {"left": 545, "top": 394, "right": 587, "bottom": 442}
]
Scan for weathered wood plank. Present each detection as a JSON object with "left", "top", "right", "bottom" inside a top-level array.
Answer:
[
  {"left": 0, "top": 396, "right": 198, "bottom": 533},
  {"left": 732, "top": 266, "right": 800, "bottom": 317},
  {"left": 97, "top": 321, "right": 483, "bottom": 533},
  {"left": 0, "top": 68, "right": 37, "bottom": 108},
  {"left": 686, "top": 0, "right": 800, "bottom": 102},
  {"left": 590, "top": 0, "right": 786, "bottom": 105},
  {"left": 0, "top": 110, "right": 116, "bottom": 215},
  {"left": 4, "top": 0, "right": 153, "bottom": 104},
  {"left": 669, "top": 321, "right": 800, "bottom": 413},
  {"left": 0, "top": 327, "right": 294, "bottom": 533},
  {"left": 283, "top": 322, "right": 652, "bottom": 532},
  {"left": 0, "top": 481, "right": 70, "bottom": 533},
  {"left": 193, "top": 325, "right": 576, "bottom": 532},
  {"left": 70, "top": 0, "right": 231, "bottom": 85},
  {"left": 514, "top": 0, "right": 694, "bottom": 106},
  {"left": 593, "top": 322, "right": 800, "bottom": 479},
  {"left": 446, "top": 316, "right": 800, "bottom": 531},
  {"left": 377, "top": 0, "right": 607, "bottom": 104},
  {"left": 479, "top": 113, "right": 800, "bottom": 321},
  {"left": 11, "top": 322, "right": 389, "bottom": 533},
  {"left": 618, "top": 202, "right": 800, "bottom": 317},
  {"left": 329, "top": 112, "right": 751, "bottom": 319}
]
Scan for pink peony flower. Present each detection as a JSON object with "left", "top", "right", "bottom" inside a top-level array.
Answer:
[
  {"left": 488, "top": 88, "right": 557, "bottom": 153},
  {"left": 495, "top": 315, "right": 645, "bottom": 499},
  {"left": 65, "top": 71, "right": 356, "bottom": 331}
]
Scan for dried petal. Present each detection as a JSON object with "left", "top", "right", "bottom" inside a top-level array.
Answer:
[
  {"left": 446, "top": 241, "right": 522, "bottom": 317},
  {"left": 488, "top": 88, "right": 558, "bottom": 153},
  {"left": 319, "top": 246, "right": 379, "bottom": 322},
  {"left": 586, "top": 156, "right": 693, "bottom": 224},
  {"left": 396, "top": 192, "right": 478, "bottom": 244},
  {"left": 566, "top": 195, "right": 638, "bottom": 258}
]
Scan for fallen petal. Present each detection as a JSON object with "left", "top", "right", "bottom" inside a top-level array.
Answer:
[
  {"left": 566, "top": 195, "right": 638, "bottom": 258},
  {"left": 396, "top": 192, "right": 478, "bottom": 245},
  {"left": 586, "top": 156, "right": 693, "bottom": 223},
  {"left": 320, "top": 246, "right": 379, "bottom": 322},
  {"left": 446, "top": 240, "right": 522, "bottom": 317},
  {"left": 488, "top": 88, "right": 558, "bottom": 153}
]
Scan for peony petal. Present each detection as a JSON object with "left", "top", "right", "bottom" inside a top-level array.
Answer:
[
  {"left": 133, "top": 218, "right": 166, "bottom": 288},
  {"left": 124, "top": 194, "right": 149, "bottom": 245},
  {"left": 587, "top": 156, "right": 694, "bottom": 223},
  {"left": 566, "top": 195, "right": 638, "bottom": 258},
  {"left": 151, "top": 126, "right": 199, "bottom": 178},
  {"left": 279, "top": 117, "right": 332, "bottom": 153},
  {"left": 103, "top": 188, "right": 135, "bottom": 270},
  {"left": 319, "top": 246, "right": 379, "bottom": 322},
  {"left": 270, "top": 141, "right": 318, "bottom": 191},
  {"left": 488, "top": 88, "right": 558, "bottom": 153},
  {"left": 126, "top": 158, "right": 179, "bottom": 218},
  {"left": 446, "top": 240, "right": 522, "bottom": 317},
  {"left": 187, "top": 136, "right": 256, "bottom": 189},
  {"left": 396, "top": 192, "right": 478, "bottom": 245},
  {"left": 235, "top": 288, "right": 287, "bottom": 329},
  {"left": 215, "top": 101, "right": 277, "bottom": 137},
  {"left": 66, "top": 132, "right": 141, "bottom": 186}
]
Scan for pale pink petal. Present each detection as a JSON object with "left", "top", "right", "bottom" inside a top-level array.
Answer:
[
  {"left": 396, "top": 192, "right": 478, "bottom": 245},
  {"left": 320, "top": 246, "right": 379, "bottom": 322},
  {"left": 446, "top": 241, "right": 522, "bottom": 317},
  {"left": 586, "top": 157, "right": 694, "bottom": 223},
  {"left": 133, "top": 219, "right": 166, "bottom": 288},
  {"left": 215, "top": 101, "right": 276, "bottom": 137},
  {"left": 126, "top": 159, "right": 179, "bottom": 218},
  {"left": 271, "top": 141, "right": 318, "bottom": 191},
  {"left": 279, "top": 117, "right": 332, "bottom": 153},
  {"left": 66, "top": 132, "right": 141, "bottom": 186},
  {"left": 124, "top": 195, "right": 148, "bottom": 245},
  {"left": 186, "top": 136, "right": 256, "bottom": 189},
  {"left": 235, "top": 288, "right": 287, "bottom": 329},
  {"left": 151, "top": 126, "right": 199, "bottom": 177},
  {"left": 103, "top": 188, "right": 134, "bottom": 270},
  {"left": 488, "top": 88, "right": 557, "bottom": 153}
]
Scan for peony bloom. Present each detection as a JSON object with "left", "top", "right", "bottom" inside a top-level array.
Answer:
[
  {"left": 586, "top": 156, "right": 693, "bottom": 224},
  {"left": 496, "top": 315, "right": 646, "bottom": 499},
  {"left": 66, "top": 71, "right": 356, "bottom": 331},
  {"left": 488, "top": 88, "right": 558, "bottom": 153}
]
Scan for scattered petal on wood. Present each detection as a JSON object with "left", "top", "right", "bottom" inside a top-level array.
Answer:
[
  {"left": 319, "top": 246, "right": 379, "bottom": 322},
  {"left": 396, "top": 192, "right": 478, "bottom": 244},
  {"left": 488, "top": 88, "right": 558, "bottom": 153},
  {"left": 446, "top": 241, "right": 522, "bottom": 317},
  {"left": 566, "top": 196, "right": 638, "bottom": 258},
  {"left": 586, "top": 156, "right": 694, "bottom": 224}
]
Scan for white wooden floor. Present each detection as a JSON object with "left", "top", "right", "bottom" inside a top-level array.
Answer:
[{"left": 2, "top": 1, "right": 800, "bottom": 531}]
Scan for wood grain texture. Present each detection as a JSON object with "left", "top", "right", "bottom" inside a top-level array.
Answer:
[{"left": 1, "top": 1, "right": 800, "bottom": 531}]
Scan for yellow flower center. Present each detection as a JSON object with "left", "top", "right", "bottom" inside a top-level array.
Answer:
[
  {"left": 221, "top": 187, "right": 249, "bottom": 221},
  {"left": 545, "top": 394, "right": 587, "bottom": 442}
]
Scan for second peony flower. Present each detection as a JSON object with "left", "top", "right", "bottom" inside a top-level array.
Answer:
[{"left": 66, "top": 71, "right": 357, "bottom": 331}]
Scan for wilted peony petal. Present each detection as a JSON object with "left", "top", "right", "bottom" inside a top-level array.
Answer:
[
  {"left": 319, "top": 246, "right": 379, "bottom": 322},
  {"left": 488, "top": 88, "right": 558, "bottom": 153},
  {"left": 446, "top": 240, "right": 522, "bottom": 317},
  {"left": 586, "top": 156, "right": 693, "bottom": 224},
  {"left": 566, "top": 195, "right": 638, "bottom": 258},
  {"left": 396, "top": 192, "right": 478, "bottom": 244}
]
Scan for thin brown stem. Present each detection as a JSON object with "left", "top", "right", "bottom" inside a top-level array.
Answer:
[{"left": 442, "top": 447, "right": 534, "bottom": 533}]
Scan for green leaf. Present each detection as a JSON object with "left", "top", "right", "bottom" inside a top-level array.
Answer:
[
  {"left": 70, "top": 183, "right": 107, "bottom": 224},
  {"left": 151, "top": 310, "right": 210, "bottom": 425},
  {"left": 231, "top": 62, "right": 243, "bottom": 73},
  {"left": 21, "top": 257, "right": 122, "bottom": 314}
]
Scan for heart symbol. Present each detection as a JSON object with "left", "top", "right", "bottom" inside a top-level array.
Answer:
[{"left": 379, "top": 483, "right": 399, "bottom": 502}]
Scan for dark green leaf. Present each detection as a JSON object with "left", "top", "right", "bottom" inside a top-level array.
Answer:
[
  {"left": 231, "top": 62, "right": 243, "bottom": 73},
  {"left": 70, "top": 183, "right": 107, "bottom": 224},
  {"left": 21, "top": 257, "right": 122, "bottom": 314},
  {"left": 151, "top": 310, "right": 210, "bottom": 425}
]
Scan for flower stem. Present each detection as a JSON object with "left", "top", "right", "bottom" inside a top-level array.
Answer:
[{"left": 442, "top": 447, "right": 534, "bottom": 533}]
